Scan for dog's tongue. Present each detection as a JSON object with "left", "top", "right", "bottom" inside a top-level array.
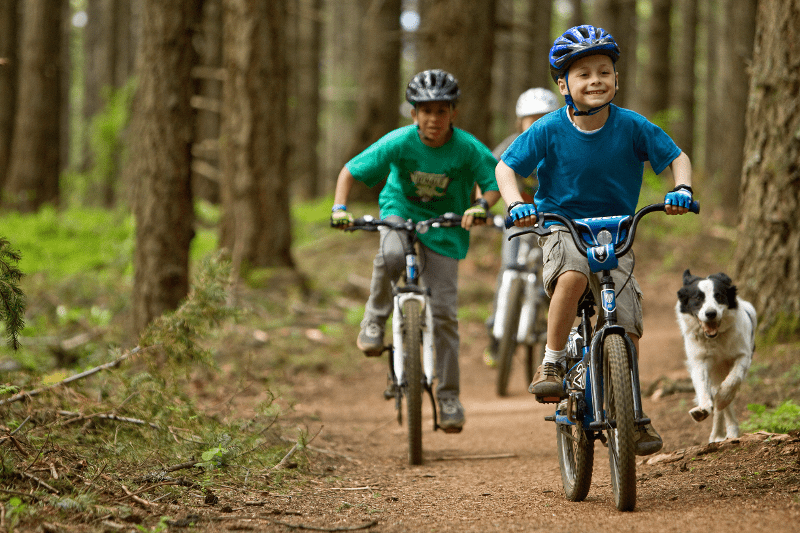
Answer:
[{"left": 701, "top": 321, "right": 719, "bottom": 338}]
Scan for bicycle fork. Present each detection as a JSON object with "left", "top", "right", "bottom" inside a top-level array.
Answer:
[{"left": 392, "top": 292, "right": 436, "bottom": 388}]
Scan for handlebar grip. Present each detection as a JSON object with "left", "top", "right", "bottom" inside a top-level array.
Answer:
[
  {"left": 504, "top": 215, "right": 515, "bottom": 229},
  {"left": 689, "top": 200, "right": 700, "bottom": 214}
]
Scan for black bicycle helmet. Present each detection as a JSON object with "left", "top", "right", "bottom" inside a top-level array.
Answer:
[
  {"left": 549, "top": 25, "right": 620, "bottom": 83},
  {"left": 405, "top": 69, "right": 461, "bottom": 106}
]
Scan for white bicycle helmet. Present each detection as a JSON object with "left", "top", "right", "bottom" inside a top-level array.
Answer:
[{"left": 515, "top": 88, "right": 560, "bottom": 117}]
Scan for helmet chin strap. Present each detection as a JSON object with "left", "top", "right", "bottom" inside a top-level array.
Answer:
[{"left": 564, "top": 70, "right": 617, "bottom": 117}]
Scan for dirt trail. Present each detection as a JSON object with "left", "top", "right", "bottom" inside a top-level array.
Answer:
[{"left": 281, "top": 270, "right": 800, "bottom": 533}]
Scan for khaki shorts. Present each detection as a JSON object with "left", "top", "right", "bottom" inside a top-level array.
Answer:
[{"left": 540, "top": 229, "right": 644, "bottom": 338}]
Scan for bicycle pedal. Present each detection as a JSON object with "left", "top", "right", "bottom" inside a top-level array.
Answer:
[{"left": 535, "top": 396, "right": 563, "bottom": 404}]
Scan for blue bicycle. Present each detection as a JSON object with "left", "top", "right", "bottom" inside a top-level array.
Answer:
[{"left": 508, "top": 201, "right": 699, "bottom": 511}]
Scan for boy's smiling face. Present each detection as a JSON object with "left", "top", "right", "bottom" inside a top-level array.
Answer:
[
  {"left": 411, "top": 101, "right": 458, "bottom": 147},
  {"left": 558, "top": 54, "right": 617, "bottom": 113}
]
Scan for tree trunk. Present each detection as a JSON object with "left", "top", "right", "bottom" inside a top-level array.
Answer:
[
  {"left": 526, "top": 0, "right": 553, "bottom": 91},
  {"left": 733, "top": 0, "right": 800, "bottom": 339},
  {"left": 129, "top": 0, "right": 200, "bottom": 334},
  {"left": 220, "top": 0, "right": 294, "bottom": 276},
  {"left": 593, "top": 0, "right": 637, "bottom": 110},
  {"left": 344, "top": 0, "right": 401, "bottom": 203},
  {"left": 192, "top": 0, "right": 223, "bottom": 204},
  {"left": 671, "top": 0, "right": 697, "bottom": 159},
  {"left": 4, "top": 0, "right": 62, "bottom": 212},
  {"left": 702, "top": 0, "right": 722, "bottom": 177},
  {"left": 639, "top": 0, "right": 672, "bottom": 119},
  {"left": 290, "top": 0, "right": 322, "bottom": 199},
  {"left": 0, "top": 0, "right": 19, "bottom": 190},
  {"left": 715, "top": 0, "right": 757, "bottom": 220},
  {"left": 417, "top": 0, "right": 496, "bottom": 146}
]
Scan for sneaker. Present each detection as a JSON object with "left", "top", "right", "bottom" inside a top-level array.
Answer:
[
  {"left": 356, "top": 321, "right": 384, "bottom": 356},
  {"left": 635, "top": 418, "right": 663, "bottom": 456},
  {"left": 438, "top": 397, "right": 465, "bottom": 433},
  {"left": 528, "top": 362, "right": 566, "bottom": 403}
]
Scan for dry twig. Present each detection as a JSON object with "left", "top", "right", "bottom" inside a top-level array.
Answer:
[{"left": 0, "top": 346, "right": 147, "bottom": 407}]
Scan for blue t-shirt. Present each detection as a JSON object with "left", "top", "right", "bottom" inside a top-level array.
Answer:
[
  {"left": 346, "top": 125, "right": 498, "bottom": 260},
  {"left": 501, "top": 104, "right": 682, "bottom": 222}
]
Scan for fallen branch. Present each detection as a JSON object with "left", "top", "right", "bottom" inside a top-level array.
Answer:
[
  {"left": 58, "top": 410, "right": 161, "bottom": 430},
  {"left": 273, "top": 427, "right": 322, "bottom": 471},
  {"left": 431, "top": 453, "right": 517, "bottom": 462},
  {"left": 0, "top": 346, "right": 149, "bottom": 407},
  {"left": 18, "top": 471, "right": 59, "bottom": 494},
  {"left": 269, "top": 519, "right": 378, "bottom": 532}
]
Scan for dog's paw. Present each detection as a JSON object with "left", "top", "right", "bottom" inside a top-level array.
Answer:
[
  {"left": 716, "top": 381, "right": 740, "bottom": 410},
  {"left": 689, "top": 406, "right": 709, "bottom": 422}
]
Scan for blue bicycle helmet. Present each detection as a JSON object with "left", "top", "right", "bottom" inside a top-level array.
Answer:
[
  {"left": 549, "top": 25, "right": 620, "bottom": 116},
  {"left": 406, "top": 69, "right": 461, "bottom": 106}
]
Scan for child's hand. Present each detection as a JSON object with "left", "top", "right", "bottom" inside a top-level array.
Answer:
[
  {"left": 462, "top": 199, "right": 488, "bottom": 230},
  {"left": 664, "top": 185, "right": 693, "bottom": 215},
  {"left": 508, "top": 202, "right": 538, "bottom": 227},
  {"left": 330, "top": 206, "right": 354, "bottom": 229}
]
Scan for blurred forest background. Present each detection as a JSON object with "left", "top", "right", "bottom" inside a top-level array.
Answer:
[{"left": 0, "top": 0, "right": 797, "bottom": 342}]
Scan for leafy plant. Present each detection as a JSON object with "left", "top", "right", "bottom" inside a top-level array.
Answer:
[
  {"left": 741, "top": 400, "right": 800, "bottom": 434},
  {"left": 0, "top": 237, "right": 26, "bottom": 349}
]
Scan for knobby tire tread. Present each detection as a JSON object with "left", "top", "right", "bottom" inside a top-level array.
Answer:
[
  {"left": 557, "top": 418, "right": 594, "bottom": 501},
  {"left": 604, "top": 334, "right": 637, "bottom": 511},
  {"left": 403, "top": 299, "right": 423, "bottom": 465}
]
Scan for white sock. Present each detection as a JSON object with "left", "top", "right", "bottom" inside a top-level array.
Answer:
[{"left": 543, "top": 345, "right": 567, "bottom": 367}]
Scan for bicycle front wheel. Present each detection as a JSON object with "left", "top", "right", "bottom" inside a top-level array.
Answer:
[
  {"left": 402, "top": 299, "right": 423, "bottom": 466},
  {"left": 604, "top": 333, "right": 637, "bottom": 511},
  {"left": 495, "top": 298, "right": 521, "bottom": 397},
  {"left": 556, "top": 419, "right": 594, "bottom": 501}
]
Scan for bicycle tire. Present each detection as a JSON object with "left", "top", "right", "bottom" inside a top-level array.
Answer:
[
  {"left": 556, "top": 418, "right": 594, "bottom": 501},
  {"left": 402, "top": 299, "right": 423, "bottom": 466},
  {"left": 495, "top": 295, "right": 521, "bottom": 397},
  {"left": 604, "top": 334, "right": 637, "bottom": 511}
]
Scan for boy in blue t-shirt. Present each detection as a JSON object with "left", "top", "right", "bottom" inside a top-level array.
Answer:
[
  {"left": 331, "top": 69, "right": 501, "bottom": 433},
  {"left": 496, "top": 26, "right": 695, "bottom": 455}
]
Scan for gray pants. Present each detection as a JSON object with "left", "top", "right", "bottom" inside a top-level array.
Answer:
[{"left": 363, "top": 216, "right": 460, "bottom": 400}]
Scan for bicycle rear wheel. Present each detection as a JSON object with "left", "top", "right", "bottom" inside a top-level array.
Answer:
[
  {"left": 556, "top": 419, "right": 594, "bottom": 501},
  {"left": 604, "top": 333, "right": 637, "bottom": 511},
  {"left": 402, "top": 299, "right": 423, "bottom": 465}
]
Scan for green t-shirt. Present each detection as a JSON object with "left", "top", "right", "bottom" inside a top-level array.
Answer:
[{"left": 346, "top": 125, "right": 498, "bottom": 260}]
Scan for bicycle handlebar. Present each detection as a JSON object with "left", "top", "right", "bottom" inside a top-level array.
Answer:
[
  {"left": 506, "top": 201, "right": 700, "bottom": 259},
  {"left": 345, "top": 212, "right": 463, "bottom": 235}
]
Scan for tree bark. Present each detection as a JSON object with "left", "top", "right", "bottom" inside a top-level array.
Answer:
[
  {"left": 733, "top": 0, "right": 800, "bottom": 338},
  {"left": 526, "top": 0, "right": 553, "bottom": 91},
  {"left": 219, "top": 0, "right": 294, "bottom": 276},
  {"left": 344, "top": 0, "right": 401, "bottom": 203},
  {"left": 715, "top": 0, "right": 757, "bottom": 219},
  {"left": 0, "top": 0, "right": 19, "bottom": 189},
  {"left": 417, "top": 0, "right": 496, "bottom": 146},
  {"left": 4, "top": 0, "right": 62, "bottom": 212},
  {"left": 129, "top": 0, "right": 200, "bottom": 333},
  {"left": 639, "top": 0, "right": 672, "bottom": 119},
  {"left": 671, "top": 0, "right": 697, "bottom": 159},
  {"left": 290, "top": 0, "right": 323, "bottom": 199}
]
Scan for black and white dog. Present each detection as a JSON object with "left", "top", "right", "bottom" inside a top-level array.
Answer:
[{"left": 675, "top": 270, "right": 757, "bottom": 443}]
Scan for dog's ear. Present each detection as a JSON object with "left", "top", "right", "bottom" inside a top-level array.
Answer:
[
  {"left": 677, "top": 286, "right": 691, "bottom": 308},
  {"left": 709, "top": 272, "right": 733, "bottom": 287},
  {"left": 682, "top": 269, "right": 702, "bottom": 285},
  {"left": 710, "top": 273, "right": 738, "bottom": 309}
]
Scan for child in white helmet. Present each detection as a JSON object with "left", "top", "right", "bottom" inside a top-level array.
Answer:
[{"left": 485, "top": 88, "right": 560, "bottom": 367}]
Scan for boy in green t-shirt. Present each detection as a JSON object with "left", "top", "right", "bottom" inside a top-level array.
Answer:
[{"left": 331, "top": 69, "right": 500, "bottom": 432}]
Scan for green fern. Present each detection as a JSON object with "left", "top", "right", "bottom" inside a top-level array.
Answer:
[{"left": 0, "top": 237, "right": 25, "bottom": 350}]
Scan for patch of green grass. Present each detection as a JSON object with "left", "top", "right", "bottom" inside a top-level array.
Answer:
[{"left": 741, "top": 399, "right": 800, "bottom": 434}]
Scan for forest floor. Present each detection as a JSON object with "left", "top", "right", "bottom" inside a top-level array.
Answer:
[{"left": 5, "top": 211, "right": 800, "bottom": 532}]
